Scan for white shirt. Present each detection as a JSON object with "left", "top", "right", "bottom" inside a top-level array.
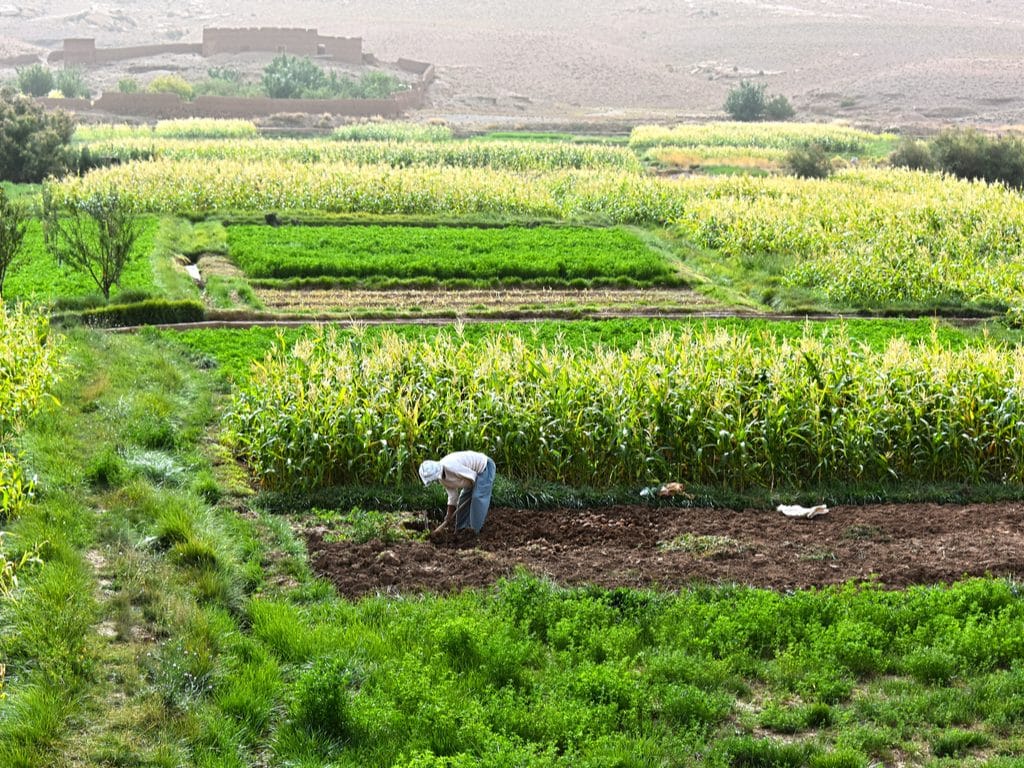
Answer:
[{"left": 438, "top": 450, "right": 490, "bottom": 505}]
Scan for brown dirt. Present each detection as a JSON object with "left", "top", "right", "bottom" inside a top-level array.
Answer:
[
  {"left": 306, "top": 501, "right": 1024, "bottom": 598},
  {"left": 253, "top": 286, "right": 722, "bottom": 316}
]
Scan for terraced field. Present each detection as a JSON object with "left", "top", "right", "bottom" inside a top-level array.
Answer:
[{"left": 3, "top": 119, "right": 1024, "bottom": 767}]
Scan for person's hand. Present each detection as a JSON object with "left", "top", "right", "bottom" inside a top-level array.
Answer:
[{"left": 429, "top": 509, "right": 456, "bottom": 540}]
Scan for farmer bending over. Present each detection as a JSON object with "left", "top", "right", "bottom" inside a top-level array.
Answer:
[{"left": 418, "top": 450, "right": 496, "bottom": 537}]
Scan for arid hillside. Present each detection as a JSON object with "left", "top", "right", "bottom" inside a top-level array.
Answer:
[{"left": 2, "top": 0, "right": 1023, "bottom": 127}]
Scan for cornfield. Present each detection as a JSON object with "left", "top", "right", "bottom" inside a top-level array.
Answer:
[
  {"left": 76, "top": 137, "right": 643, "bottom": 173},
  {"left": 224, "top": 327, "right": 1024, "bottom": 491},
  {"left": 330, "top": 122, "right": 453, "bottom": 142},
  {"left": 48, "top": 160, "right": 1024, "bottom": 307},
  {"left": 73, "top": 118, "right": 259, "bottom": 142},
  {"left": 629, "top": 122, "right": 895, "bottom": 153}
]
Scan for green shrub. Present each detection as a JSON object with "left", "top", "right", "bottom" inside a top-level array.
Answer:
[
  {"left": 889, "top": 137, "right": 935, "bottom": 171},
  {"left": 350, "top": 71, "right": 406, "bottom": 99},
  {"left": 85, "top": 446, "right": 131, "bottom": 488},
  {"left": 117, "top": 77, "right": 138, "bottom": 94},
  {"left": 16, "top": 64, "right": 54, "bottom": 97},
  {"left": 931, "top": 128, "right": 1024, "bottom": 189},
  {"left": 291, "top": 656, "right": 358, "bottom": 740},
  {"left": 809, "top": 749, "right": 869, "bottom": 768},
  {"left": 147, "top": 75, "right": 193, "bottom": 100},
  {"left": 55, "top": 68, "right": 90, "bottom": 99},
  {"left": 764, "top": 94, "right": 796, "bottom": 121},
  {"left": 724, "top": 81, "right": 795, "bottom": 122},
  {"left": 262, "top": 55, "right": 328, "bottom": 99},
  {"left": 724, "top": 80, "right": 768, "bottom": 122},
  {"left": 785, "top": 142, "right": 833, "bottom": 178},
  {"left": 721, "top": 736, "right": 816, "bottom": 767},
  {"left": 904, "top": 648, "right": 957, "bottom": 685},
  {"left": 931, "top": 728, "right": 989, "bottom": 758},
  {"left": 77, "top": 299, "right": 205, "bottom": 328}
]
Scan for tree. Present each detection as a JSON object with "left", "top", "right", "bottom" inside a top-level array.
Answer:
[
  {"left": 889, "top": 138, "right": 935, "bottom": 171},
  {"left": 0, "top": 188, "right": 27, "bottom": 297},
  {"left": 55, "top": 67, "right": 90, "bottom": 99},
  {"left": 764, "top": 94, "right": 795, "bottom": 121},
  {"left": 16, "top": 64, "right": 54, "bottom": 97},
  {"left": 724, "top": 80, "right": 767, "bottom": 121},
  {"left": 262, "top": 54, "right": 329, "bottom": 98},
  {"left": 785, "top": 142, "right": 833, "bottom": 179},
  {"left": 0, "top": 87, "right": 75, "bottom": 183},
  {"left": 724, "top": 80, "right": 796, "bottom": 122},
  {"left": 44, "top": 192, "right": 139, "bottom": 300}
]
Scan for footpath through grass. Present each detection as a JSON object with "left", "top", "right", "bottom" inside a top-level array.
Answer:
[{"left": 1, "top": 329, "right": 1023, "bottom": 766}]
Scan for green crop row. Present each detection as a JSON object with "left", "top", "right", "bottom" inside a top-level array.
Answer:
[
  {"left": 73, "top": 118, "right": 259, "bottom": 142},
  {"left": 629, "top": 122, "right": 897, "bottom": 154},
  {"left": 166, "top": 317, "right": 991, "bottom": 383},
  {"left": 225, "top": 224, "right": 679, "bottom": 284},
  {"left": 330, "top": 121, "right": 453, "bottom": 142},
  {"left": 77, "top": 136, "right": 644, "bottom": 173},
  {"left": 223, "top": 326, "right": 1024, "bottom": 491}
]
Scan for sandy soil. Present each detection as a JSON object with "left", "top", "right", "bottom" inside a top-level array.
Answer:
[
  {"left": 3, "top": 1, "right": 1024, "bottom": 128},
  {"left": 306, "top": 501, "right": 1024, "bottom": 598}
]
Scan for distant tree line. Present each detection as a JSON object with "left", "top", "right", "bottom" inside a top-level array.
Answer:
[{"left": 890, "top": 129, "right": 1024, "bottom": 189}]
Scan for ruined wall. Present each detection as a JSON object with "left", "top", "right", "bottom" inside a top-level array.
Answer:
[
  {"left": 0, "top": 53, "right": 42, "bottom": 67},
  {"left": 81, "top": 88, "right": 425, "bottom": 119},
  {"left": 93, "top": 92, "right": 191, "bottom": 118},
  {"left": 317, "top": 35, "right": 363, "bottom": 65},
  {"left": 61, "top": 38, "right": 96, "bottom": 64},
  {"left": 35, "top": 97, "right": 93, "bottom": 112},
  {"left": 203, "top": 27, "right": 320, "bottom": 56},
  {"left": 202, "top": 28, "right": 362, "bottom": 63},
  {"left": 53, "top": 42, "right": 204, "bottom": 65}
]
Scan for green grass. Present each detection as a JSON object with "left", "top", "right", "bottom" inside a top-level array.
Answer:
[
  {"left": 0, "top": 182, "right": 41, "bottom": 203},
  {"left": 225, "top": 223, "right": 682, "bottom": 287}
]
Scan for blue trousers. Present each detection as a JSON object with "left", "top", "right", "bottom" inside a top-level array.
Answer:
[{"left": 454, "top": 458, "right": 496, "bottom": 533}]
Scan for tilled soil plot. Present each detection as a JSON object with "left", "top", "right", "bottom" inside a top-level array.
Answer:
[{"left": 306, "top": 502, "right": 1024, "bottom": 598}]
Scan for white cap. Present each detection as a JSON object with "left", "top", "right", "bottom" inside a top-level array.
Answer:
[{"left": 418, "top": 460, "right": 442, "bottom": 485}]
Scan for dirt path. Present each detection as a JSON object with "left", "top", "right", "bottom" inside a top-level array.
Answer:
[{"left": 306, "top": 502, "right": 1024, "bottom": 598}]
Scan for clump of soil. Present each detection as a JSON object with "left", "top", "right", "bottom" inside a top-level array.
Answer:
[{"left": 306, "top": 502, "right": 1024, "bottom": 599}]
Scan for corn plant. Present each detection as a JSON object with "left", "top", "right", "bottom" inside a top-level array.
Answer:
[
  {"left": 0, "top": 531, "right": 42, "bottom": 598},
  {"left": 74, "top": 136, "right": 643, "bottom": 173},
  {"left": 629, "top": 122, "right": 894, "bottom": 153},
  {"left": 0, "top": 304, "right": 60, "bottom": 441},
  {"left": 223, "top": 327, "right": 1024, "bottom": 491}
]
